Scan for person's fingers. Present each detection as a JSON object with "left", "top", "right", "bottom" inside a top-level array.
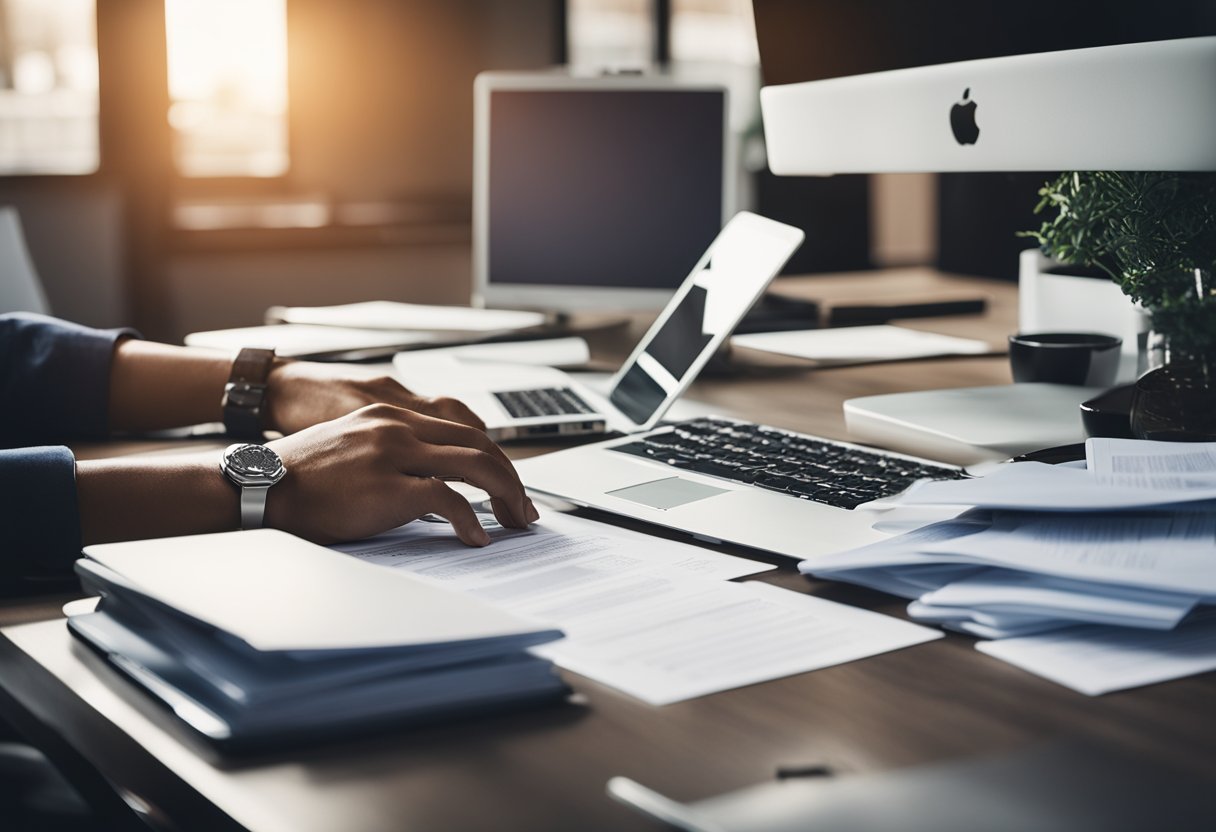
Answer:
[
  {"left": 392, "top": 411, "right": 525, "bottom": 491},
  {"left": 372, "top": 380, "right": 486, "bottom": 432},
  {"left": 364, "top": 403, "right": 510, "bottom": 471},
  {"left": 407, "top": 411, "right": 512, "bottom": 465},
  {"left": 488, "top": 496, "right": 511, "bottom": 529},
  {"left": 353, "top": 404, "right": 527, "bottom": 522},
  {"left": 488, "top": 495, "right": 538, "bottom": 530},
  {"left": 426, "top": 396, "right": 487, "bottom": 432},
  {"left": 417, "top": 479, "right": 490, "bottom": 546},
  {"left": 400, "top": 445, "right": 529, "bottom": 528}
]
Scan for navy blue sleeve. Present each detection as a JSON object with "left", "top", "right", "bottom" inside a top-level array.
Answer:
[
  {"left": 0, "top": 313, "right": 140, "bottom": 585},
  {"left": 0, "top": 311, "right": 139, "bottom": 445},
  {"left": 0, "top": 446, "right": 82, "bottom": 584}
]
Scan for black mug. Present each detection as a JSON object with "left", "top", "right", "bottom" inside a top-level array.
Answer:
[{"left": 1008, "top": 332, "right": 1122, "bottom": 387}]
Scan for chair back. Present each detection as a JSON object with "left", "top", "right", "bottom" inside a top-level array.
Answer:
[{"left": 0, "top": 207, "right": 51, "bottom": 315}]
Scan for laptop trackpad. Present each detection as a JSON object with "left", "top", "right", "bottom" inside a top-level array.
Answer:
[{"left": 607, "top": 477, "right": 729, "bottom": 510}]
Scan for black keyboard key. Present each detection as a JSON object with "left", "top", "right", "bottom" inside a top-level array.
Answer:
[
  {"left": 494, "top": 387, "right": 595, "bottom": 419},
  {"left": 609, "top": 418, "right": 963, "bottom": 510}
]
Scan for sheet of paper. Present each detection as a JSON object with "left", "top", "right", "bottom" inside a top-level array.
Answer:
[
  {"left": 922, "top": 511, "right": 1216, "bottom": 599},
  {"left": 1084, "top": 438, "right": 1216, "bottom": 490},
  {"left": 334, "top": 513, "right": 940, "bottom": 704},
  {"left": 894, "top": 462, "right": 1216, "bottom": 510},
  {"left": 333, "top": 511, "right": 772, "bottom": 596},
  {"left": 393, "top": 352, "right": 571, "bottom": 394},
  {"left": 799, "top": 515, "right": 990, "bottom": 575},
  {"left": 184, "top": 324, "right": 445, "bottom": 358},
  {"left": 398, "top": 337, "right": 590, "bottom": 368},
  {"left": 1086, "top": 437, "right": 1216, "bottom": 477},
  {"left": 731, "top": 325, "right": 989, "bottom": 364},
  {"left": 808, "top": 564, "right": 983, "bottom": 600},
  {"left": 907, "top": 600, "right": 1052, "bottom": 629},
  {"left": 267, "top": 300, "right": 547, "bottom": 332},
  {"left": 976, "top": 614, "right": 1216, "bottom": 695},
  {"left": 919, "top": 571, "right": 1199, "bottom": 630},
  {"left": 947, "top": 619, "right": 1074, "bottom": 639},
  {"left": 533, "top": 581, "right": 942, "bottom": 705}
]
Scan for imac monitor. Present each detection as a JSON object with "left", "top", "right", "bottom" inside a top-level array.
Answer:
[
  {"left": 753, "top": 2, "right": 1216, "bottom": 173},
  {"left": 752, "top": 1, "right": 1216, "bottom": 278},
  {"left": 474, "top": 72, "right": 731, "bottom": 311}
]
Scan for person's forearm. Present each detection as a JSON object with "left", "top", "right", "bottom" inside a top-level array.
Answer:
[
  {"left": 76, "top": 453, "right": 239, "bottom": 545},
  {"left": 107, "top": 340, "right": 235, "bottom": 432}
]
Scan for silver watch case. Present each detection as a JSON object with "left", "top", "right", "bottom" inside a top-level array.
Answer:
[{"left": 220, "top": 443, "right": 286, "bottom": 530}]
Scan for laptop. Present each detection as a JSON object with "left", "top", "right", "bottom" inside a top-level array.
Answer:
[
  {"left": 394, "top": 212, "right": 804, "bottom": 441},
  {"left": 517, "top": 415, "right": 968, "bottom": 560}
]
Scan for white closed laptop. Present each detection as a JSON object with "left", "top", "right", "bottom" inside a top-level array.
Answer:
[{"left": 395, "top": 212, "right": 805, "bottom": 441}]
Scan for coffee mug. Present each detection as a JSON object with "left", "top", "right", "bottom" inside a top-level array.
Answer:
[{"left": 1008, "top": 332, "right": 1122, "bottom": 387}]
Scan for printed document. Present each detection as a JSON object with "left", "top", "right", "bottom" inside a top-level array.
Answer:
[
  {"left": 1086, "top": 437, "right": 1216, "bottom": 488},
  {"left": 977, "top": 613, "right": 1216, "bottom": 696},
  {"left": 918, "top": 571, "right": 1198, "bottom": 630},
  {"left": 267, "top": 300, "right": 546, "bottom": 332},
  {"left": 336, "top": 513, "right": 940, "bottom": 704},
  {"left": 891, "top": 462, "right": 1216, "bottom": 510},
  {"left": 534, "top": 581, "right": 941, "bottom": 705}
]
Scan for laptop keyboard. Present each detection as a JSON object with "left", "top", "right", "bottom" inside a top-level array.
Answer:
[
  {"left": 608, "top": 417, "right": 964, "bottom": 510},
  {"left": 494, "top": 387, "right": 596, "bottom": 419}
]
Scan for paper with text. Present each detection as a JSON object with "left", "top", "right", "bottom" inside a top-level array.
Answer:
[
  {"left": 893, "top": 462, "right": 1216, "bottom": 510},
  {"left": 534, "top": 581, "right": 941, "bottom": 705},
  {"left": 335, "top": 513, "right": 940, "bottom": 704},
  {"left": 976, "top": 614, "right": 1216, "bottom": 695}
]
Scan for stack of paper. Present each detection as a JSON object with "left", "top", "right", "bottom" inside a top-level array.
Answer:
[
  {"left": 186, "top": 301, "right": 551, "bottom": 359},
  {"left": 799, "top": 438, "right": 1216, "bottom": 695},
  {"left": 68, "top": 530, "right": 567, "bottom": 751},
  {"left": 266, "top": 300, "right": 547, "bottom": 332}
]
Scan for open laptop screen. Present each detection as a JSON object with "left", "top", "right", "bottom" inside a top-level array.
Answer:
[{"left": 607, "top": 213, "right": 805, "bottom": 428}]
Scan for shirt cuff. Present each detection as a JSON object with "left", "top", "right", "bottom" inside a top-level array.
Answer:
[
  {"left": 1, "top": 312, "right": 140, "bottom": 440},
  {"left": 0, "top": 446, "right": 82, "bottom": 583}
]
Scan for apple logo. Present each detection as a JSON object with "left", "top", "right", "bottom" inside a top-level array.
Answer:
[{"left": 950, "top": 87, "right": 980, "bottom": 145}]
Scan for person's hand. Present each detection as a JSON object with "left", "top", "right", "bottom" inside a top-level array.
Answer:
[
  {"left": 263, "top": 403, "right": 538, "bottom": 546},
  {"left": 264, "top": 360, "right": 486, "bottom": 434}
]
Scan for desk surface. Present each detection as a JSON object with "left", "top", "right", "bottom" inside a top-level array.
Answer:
[{"left": 2, "top": 269, "right": 1213, "bottom": 832}]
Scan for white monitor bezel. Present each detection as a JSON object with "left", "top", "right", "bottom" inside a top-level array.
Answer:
[
  {"left": 760, "top": 36, "right": 1216, "bottom": 174},
  {"left": 473, "top": 70, "right": 735, "bottom": 311}
]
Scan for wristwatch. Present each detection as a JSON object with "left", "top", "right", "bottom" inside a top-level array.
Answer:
[
  {"left": 220, "top": 443, "right": 287, "bottom": 530},
  {"left": 222, "top": 347, "right": 276, "bottom": 440}
]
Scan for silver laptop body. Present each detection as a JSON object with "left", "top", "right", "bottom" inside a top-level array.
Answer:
[
  {"left": 395, "top": 212, "right": 805, "bottom": 441},
  {"left": 517, "top": 418, "right": 963, "bottom": 561}
]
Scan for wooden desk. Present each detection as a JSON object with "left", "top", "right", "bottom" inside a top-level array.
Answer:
[{"left": 1, "top": 270, "right": 1212, "bottom": 832}]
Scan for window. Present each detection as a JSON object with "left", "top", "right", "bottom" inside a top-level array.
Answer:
[
  {"left": 670, "top": 0, "right": 758, "bottom": 66},
  {"left": 164, "top": 0, "right": 289, "bottom": 178},
  {"left": 0, "top": 0, "right": 99, "bottom": 175},
  {"left": 567, "top": 0, "right": 653, "bottom": 72}
]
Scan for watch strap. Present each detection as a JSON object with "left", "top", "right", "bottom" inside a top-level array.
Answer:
[
  {"left": 222, "top": 348, "right": 276, "bottom": 440},
  {"left": 239, "top": 484, "right": 271, "bottom": 530}
]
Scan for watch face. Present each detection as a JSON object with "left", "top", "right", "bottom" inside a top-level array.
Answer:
[{"left": 223, "top": 444, "right": 286, "bottom": 485}]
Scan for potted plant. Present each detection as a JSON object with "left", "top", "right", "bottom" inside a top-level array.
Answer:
[{"left": 1024, "top": 171, "right": 1216, "bottom": 440}]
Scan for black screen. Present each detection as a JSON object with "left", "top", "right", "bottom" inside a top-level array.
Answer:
[
  {"left": 607, "top": 282, "right": 716, "bottom": 422},
  {"left": 752, "top": 1, "right": 1216, "bottom": 88},
  {"left": 487, "top": 89, "right": 724, "bottom": 290}
]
